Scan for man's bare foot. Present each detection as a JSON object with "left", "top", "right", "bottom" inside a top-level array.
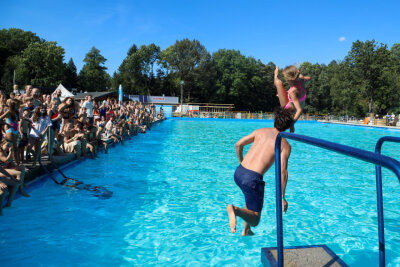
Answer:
[
  {"left": 242, "top": 227, "right": 254, "bottom": 236},
  {"left": 227, "top": 204, "right": 237, "bottom": 233}
]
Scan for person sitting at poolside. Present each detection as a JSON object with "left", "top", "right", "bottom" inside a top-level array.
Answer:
[
  {"left": 103, "top": 115, "right": 119, "bottom": 146},
  {"left": 0, "top": 141, "right": 29, "bottom": 202},
  {"left": 87, "top": 125, "right": 99, "bottom": 157},
  {"left": 58, "top": 97, "right": 77, "bottom": 132},
  {"left": 274, "top": 65, "right": 311, "bottom": 132},
  {"left": 227, "top": 106, "right": 293, "bottom": 236},
  {"left": 62, "top": 120, "right": 84, "bottom": 160},
  {"left": 0, "top": 165, "right": 21, "bottom": 213},
  {"left": 95, "top": 122, "right": 108, "bottom": 154}
]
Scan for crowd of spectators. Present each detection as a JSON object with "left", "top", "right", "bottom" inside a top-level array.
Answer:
[{"left": 0, "top": 85, "right": 165, "bottom": 215}]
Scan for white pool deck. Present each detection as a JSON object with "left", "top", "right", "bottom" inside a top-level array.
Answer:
[{"left": 317, "top": 120, "right": 400, "bottom": 130}]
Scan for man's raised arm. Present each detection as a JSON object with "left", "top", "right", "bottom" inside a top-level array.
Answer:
[{"left": 235, "top": 132, "right": 255, "bottom": 163}]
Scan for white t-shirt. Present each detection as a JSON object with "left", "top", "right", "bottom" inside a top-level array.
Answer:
[
  {"left": 105, "top": 120, "right": 114, "bottom": 135},
  {"left": 30, "top": 116, "right": 52, "bottom": 138},
  {"left": 83, "top": 101, "right": 93, "bottom": 118}
]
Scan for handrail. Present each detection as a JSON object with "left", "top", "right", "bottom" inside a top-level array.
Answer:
[
  {"left": 374, "top": 136, "right": 400, "bottom": 266},
  {"left": 274, "top": 132, "right": 400, "bottom": 267}
]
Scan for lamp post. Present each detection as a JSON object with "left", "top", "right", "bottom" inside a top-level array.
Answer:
[{"left": 180, "top": 80, "right": 184, "bottom": 112}]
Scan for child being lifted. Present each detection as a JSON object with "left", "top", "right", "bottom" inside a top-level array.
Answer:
[{"left": 274, "top": 65, "right": 311, "bottom": 132}]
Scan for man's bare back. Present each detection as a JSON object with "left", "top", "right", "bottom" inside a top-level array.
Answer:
[
  {"left": 238, "top": 128, "right": 290, "bottom": 176},
  {"left": 228, "top": 127, "right": 291, "bottom": 236}
]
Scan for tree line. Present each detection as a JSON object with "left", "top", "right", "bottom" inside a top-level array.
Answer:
[{"left": 1, "top": 28, "right": 399, "bottom": 116}]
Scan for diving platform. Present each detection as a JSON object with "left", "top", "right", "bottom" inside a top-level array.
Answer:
[
  {"left": 261, "top": 245, "right": 348, "bottom": 267},
  {"left": 265, "top": 133, "right": 400, "bottom": 267}
]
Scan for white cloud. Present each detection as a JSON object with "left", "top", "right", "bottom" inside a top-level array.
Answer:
[{"left": 338, "top": 36, "right": 346, "bottom": 42}]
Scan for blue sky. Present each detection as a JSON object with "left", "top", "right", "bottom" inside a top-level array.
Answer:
[{"left": 1, "top": 0, "right": 399, "bottom": 75}]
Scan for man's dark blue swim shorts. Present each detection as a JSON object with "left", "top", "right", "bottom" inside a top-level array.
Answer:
[{"left": 234, "top": 164, "right": 265, "bottom": 213}]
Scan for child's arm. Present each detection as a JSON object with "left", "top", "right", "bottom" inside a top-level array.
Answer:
[
  {"left": 0, "top": 110, "right": 9, "bottom": 121},
  {"left": 274, "top": 66, "right": 289, "bottom": 108},
  {"left": 289, "top": 89, "right": 303, "bottom": 122}
]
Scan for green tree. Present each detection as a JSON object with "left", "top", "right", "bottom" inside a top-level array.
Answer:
[
  {"left": 328, "top": 61, "right": 362, "bottom": 115},
  {"left": 391, "top": 43, "right": 400, "bottom": 60},
  {"left": 78, "top": 46, "right": 110, "bottom": 91},
  {"left": 118, "top": 44, "right": 140, "bottom": 94},
  {"left": 160, "top": 39, "right": 211, "bottom": 102},
  {"left": 110, "top": 71, "right": 121, "bottom": 92},
  {"left": 300, "top": 62, "right": 332, "bottom": 114},
  {"left": 345, "top": 40, "right": 392, "bottom": 113},
  {"left": 64, "top": 58, "right": 78, "bottom": 88},
  {"left": 258, "top": 62, "right": 280, "bottom": 111},
  {"left": 0, "top": 28, "right": 42, "bottom": 91},
  {"left": 212, "top": 49, "right": 266, "bottom": 110},
  {"left": 17, "top": 41, "right": 66, "bottom": 87},
  {"left": 118, "top": 43, "right": 160, "bottom": 95},
  {"left": 390, "top": 44, "right": 400, "bottom": 113}
]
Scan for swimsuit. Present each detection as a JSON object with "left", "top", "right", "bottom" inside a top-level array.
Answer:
[
  {"left": 5, "top": 116, "right": 19, "bottom": 135},
  {"left": 284, "top": 80, "right": 307, "bottom": 110},
  {"left": 50, "top": 111, "right": 60, "bottom": 130},
  {"left": 234, "top": 164, "right": 265, "bottom": 212}
]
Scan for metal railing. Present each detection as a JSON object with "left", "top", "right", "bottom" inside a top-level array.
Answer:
[
  {"left": 274, "top": 133, "right": 400, "bottom": 267},
  {"left": 178, "top": 111, "right": 319, "bottom": 120},
  {"left": 374, "top": 136, "right": 400, "bottom": 266}
]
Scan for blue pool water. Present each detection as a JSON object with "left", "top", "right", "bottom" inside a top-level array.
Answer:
[{"left": 1, "top": 119, "right": 399, "bottom": 266}]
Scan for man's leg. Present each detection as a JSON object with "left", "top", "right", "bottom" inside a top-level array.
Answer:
[
  {"left": 227, "top": 204, "right": 260, "bottom": 234},
  {"left": 5, "top": 183, "right": 18, "bottom": 207},
  {"left": 242, "top": 205, "right": 255, "bottom": 236},
  {"left": 73, "top": 141, "right": 82, "bottom": 160},
  {"left": 7, "top": 168, "right": 29, "bottom": 197}
]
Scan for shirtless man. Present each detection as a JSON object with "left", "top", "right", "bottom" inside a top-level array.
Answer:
[{"left": 227, "top": 107, "right": 293, "bottom": 236}]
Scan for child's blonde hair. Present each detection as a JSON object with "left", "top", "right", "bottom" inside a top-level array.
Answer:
[{"left": 282, "top": 65, "right": 299, "bottom": 84}]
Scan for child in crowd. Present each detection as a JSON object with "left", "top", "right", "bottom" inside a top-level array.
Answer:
[
  {"left": 1, "top": 99, "right": 21, "bottom": 165},
  {"left": 18, "top": 108, "right": 31, "bottom": 162},
  {"left": 28, "top": 106, "right": 52, "bottom": 167}
]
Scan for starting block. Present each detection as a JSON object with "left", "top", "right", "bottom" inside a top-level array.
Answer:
[{"left": 261, "top": 245, "right": 348, "bottom": 267}]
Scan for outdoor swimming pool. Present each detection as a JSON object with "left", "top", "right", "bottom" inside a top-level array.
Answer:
[{"left": 1, "top": 119, "right": 399, "bottom": 266}]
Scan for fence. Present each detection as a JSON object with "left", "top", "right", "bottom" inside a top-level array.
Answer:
[
  {"left": 173, "top": 111, "right": 400, "bottom": 127},
  {"left": 179, "top": 111, "right": 320, "bottom": 121}
]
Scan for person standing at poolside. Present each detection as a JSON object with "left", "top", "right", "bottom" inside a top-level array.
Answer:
[
  {"left": 227, "top": 107, "right": 293, "bottom": 236},
  {"left": 82, "top": 95, "right": 94, "bottom": 125}
]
